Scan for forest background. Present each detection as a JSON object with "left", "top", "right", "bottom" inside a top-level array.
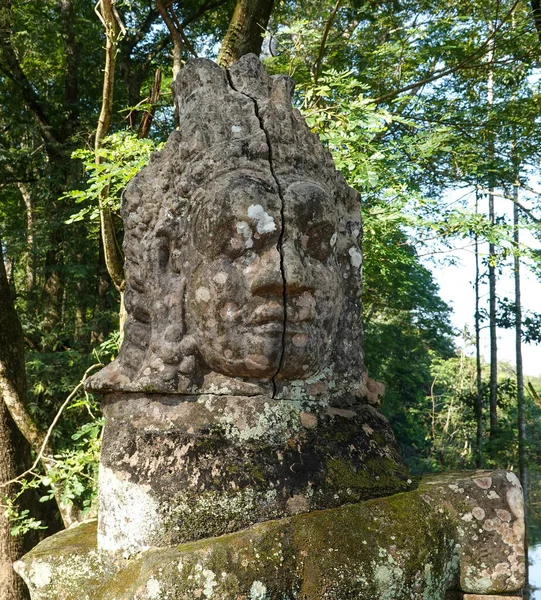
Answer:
[{"left": 1, "top": 0, "right": 541, "bottom": 598}]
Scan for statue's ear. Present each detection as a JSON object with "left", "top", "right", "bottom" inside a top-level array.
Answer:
[{"left": 154, "top": 209, "right": 186, "bottom": 274}]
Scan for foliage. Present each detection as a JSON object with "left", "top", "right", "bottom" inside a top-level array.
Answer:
[
  {"left": 496, "top": 298, "right": 541, "bottom": 344},
  {"left": 2, "top": 333, "right": 119, "bottom": 535},
  {"left": 1, "top": 0, "right": 541, "bottom": 557},
  {"left": 64, "top": 133, "right": 163, "bottom": 223},
  {"left": 401, "top": 348, "right": 541, "bottom": 474}
]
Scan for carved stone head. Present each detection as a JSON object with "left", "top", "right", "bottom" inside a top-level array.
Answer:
[{"left": 87, "top": 55, "right": 368, "bottom": 406}]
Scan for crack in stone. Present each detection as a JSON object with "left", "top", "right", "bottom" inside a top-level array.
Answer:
[{"left": 225, "top": 69, "right": 287, "bottom": 398}]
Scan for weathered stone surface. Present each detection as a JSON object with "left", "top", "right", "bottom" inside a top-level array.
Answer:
[
  {"left": 98, "top": 395, "right": 410, "bottom": 552},
  {"left": 86, "top": 54, "right": 364, "bottom": 408},
  {"left": 15, "top": 471, "right": 524, "bottom": 600},
  {"left": 421, "top": 470, "right": 525, "bottom": 594},
  {"left": 15, "top": 477, "right": 458, "bottom": 600}
]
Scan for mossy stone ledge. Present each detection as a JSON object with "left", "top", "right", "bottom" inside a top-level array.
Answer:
[{"left": 15, "top": 470, "right": 525, "bottom": 600}]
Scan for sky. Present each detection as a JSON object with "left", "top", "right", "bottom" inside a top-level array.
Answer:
[{"left": 430, "top": 190, "right": 541, "bottom": 379}]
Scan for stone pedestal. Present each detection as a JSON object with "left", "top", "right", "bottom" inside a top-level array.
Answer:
[{"left": 98, "top": 394, "right": 410, "bottom": 553}]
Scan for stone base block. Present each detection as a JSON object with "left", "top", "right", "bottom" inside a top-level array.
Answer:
[
  {"left": 14, "top": 470, "right": 525, "bottom": 600},
  {"left": 98, "top": 394, "right": 411, "bottom": 553}
]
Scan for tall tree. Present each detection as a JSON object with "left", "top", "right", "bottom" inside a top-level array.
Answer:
[
  {"left": 217, "top": 0, "right": 275, "bottom": 67},
  {"left": 474, "top": 192, "right": 484, "bottom": 467},
  {"left": 0, "top": 241, "right": 39, "bottom": 600}
]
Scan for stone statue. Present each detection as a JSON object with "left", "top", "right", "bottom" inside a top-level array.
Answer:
[
  {"left": 16, "top": 55, "right": 526, "bottom": 600},
  {"left": 83, "top": 54, "right": 407, "bottom": 554},
  {"left": 87, "top": 55, "right": 370, "bottom": 408}
]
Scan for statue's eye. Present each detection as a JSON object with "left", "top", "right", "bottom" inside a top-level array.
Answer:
[
  {"left": 302, "top": 222, "right": 337, "bottom": 262},
  {"left": 225, "top": 220, "right": 253, "bottom": 258}
]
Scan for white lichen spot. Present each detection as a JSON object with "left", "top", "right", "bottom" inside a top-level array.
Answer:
[
  {"left": 213, "top": 272, "right": 228, "bottom": 285},
  {"left": 231, "top": 125, "right": 242, "bottom": 134},
  {"left": 202, "top": 568, "right": 217, "bottom": 598},
  {"left": 507, "top": 484, "right": 524, "bottom": 519},
  {"left": 330, "top": 232, "right": 337, "bottom": 247},
  {"left": 348, "top": 246, "right": 362, "bottom": 269},
  {"left": 146, "top": 578, "right": 162, "bottom": 599},
  {"left": 362, "top": 424, "right": 373, "bottom": 436},
  {"left": 236, "top": 221, "right": 254, "bottom": 248},
  {"left": 374, "top": 563, "right": 404, "bottom": 600},
  {"left": 352, "top": 228, "right": 360, "bottom": 238},
  {"left": 472, "top": 506, "right": 485, "bottom": 521},
  {"left": 196, "top": 287, "right": 211, "bottom": 303},
  {"left": 506, "top": 471, "right": 521, "bottom": 487},
  {"left": 461, "top": 512, "right": 473, "bottom": 522},
  {"left": 247, "top": 204, "right": 276, "bottom": 234},
  {"left": 250, "top": 580, "right": 268, "bottom": 600},
  {"left": 97, "top": 465, "right": 160, "bottom": 554},
  {"left": 487, "top": 490, "right": 500, "bottom": 500},
  {"left": 31, "top": 562, "right": 52, "bottom": 588}
]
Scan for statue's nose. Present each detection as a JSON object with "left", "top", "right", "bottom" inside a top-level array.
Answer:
[
  {"left": 248, "top": 242, "right": 315, "bottom": 297},
  {"left": 282, "top": 239, "right": 315, "bottom": 295},
  {"left": 248, "top": 247, "right": 283, "bottom": 297}
]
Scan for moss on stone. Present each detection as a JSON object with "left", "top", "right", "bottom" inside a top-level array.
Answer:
[{"left": 18, "top": 482, "right": 463, "bottom": 600}]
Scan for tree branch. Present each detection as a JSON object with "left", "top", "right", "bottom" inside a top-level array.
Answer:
[
  {"left": 178, "top": 0, "right": 230, "bottom": 28},
  {"left": 314, "top": 0, "right": 343, "bottom": 85},
  {"left": 474, "top": 184, "right": 540, "bottom": 223},
  {"left": 370, "top": 0, "right": 522, "bottom": 105},
  {"left": 0, "top": 6, "right": 60, "bottom": 155},
  {"left": 531, "top": 0, "right": 541, "bottom": 42},
  {"left": 157, "top": 0, "right": 184, "bottom": 80},
  {"left": 138, "top": 68, "right": 162, "bottom": 138},
  {"left": 95, "top": 0, "right": 125, "bottom": 293}
]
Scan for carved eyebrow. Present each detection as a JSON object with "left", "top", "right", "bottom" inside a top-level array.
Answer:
[
  {"left": 226, "top": 174, "right": 276, "bottom": 193},
  {"left": 284, "top": 180, "right": 328, "bottom": 194}
]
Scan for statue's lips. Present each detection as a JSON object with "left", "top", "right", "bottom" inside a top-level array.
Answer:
[
  {"left": 243, "top": 320, "right": 316, "bottom": 337},
  {"left": 248, "top": 303, "right": 315, "bottom": 329}
]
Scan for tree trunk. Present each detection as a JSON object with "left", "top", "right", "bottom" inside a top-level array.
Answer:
[
  {"left": 513, "top": 180, "right": 528, "bottom": 584},
  {"left": 96, "top": 0, "right": 125, "bottom": 296},
  {"left": 217, "top": 0, "right": 275, "bottom": 68},
  {"left": 0, "top": 242, "right": 41, "bottom": 600},
  {"left": 156, "top": 0, "right": 183, "bottom": 80},
  {"left": 17, "top": 183, "right": 35, "bottom": 295},
  {"left": 487, "top": 30, "right": 498, "bottom": 435},
  {"left": 59, "top": 0, "right": 79, "bottom": 139},
  {"left": 474, "top": 191, "right": 483, "bottom": 467},
  {"left": 0, "top": 400, "right": 33, "bottom": 600}
]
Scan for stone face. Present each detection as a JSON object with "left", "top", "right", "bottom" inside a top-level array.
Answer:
[
  {"left": 86, "top": 55, "right": 364, "bottom": 408},
  {"left": 15, "top": 471, "right": 524, "bottom": 600},
  {"left": 23, "top": 55, "right": 522, "bottom": 600}
]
